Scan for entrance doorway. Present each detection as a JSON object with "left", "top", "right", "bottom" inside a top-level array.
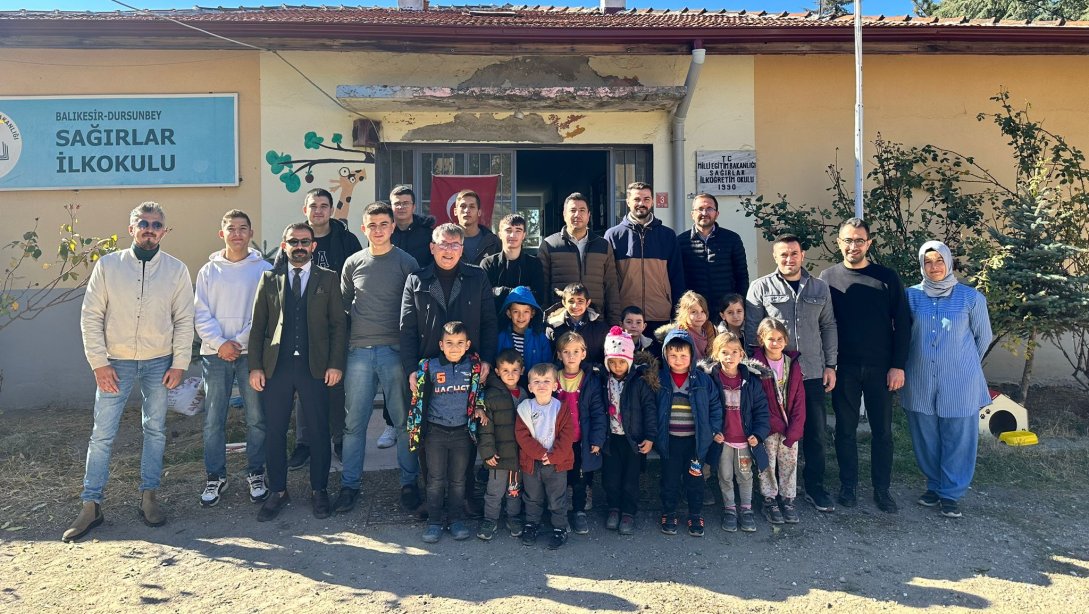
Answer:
[
  {"left": 516, "top": 150, "right": 607, "bottom": 249},
  {"left": 376, "top": 145, "right": 651, "bottom": 251}
]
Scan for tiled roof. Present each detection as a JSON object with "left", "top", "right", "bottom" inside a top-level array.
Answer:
[{"left": 2, "top": 5, "right": 1087, "bottom": 29}]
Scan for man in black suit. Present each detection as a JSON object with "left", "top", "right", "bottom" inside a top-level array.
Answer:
[{"left": 250, "top": 222, "right": 347, "bottom": 521}]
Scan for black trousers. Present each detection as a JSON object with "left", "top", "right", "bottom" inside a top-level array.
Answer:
[
  {"left": 295, "top": 379, "right": 344, "bottom": 448},
  {"left": 832, "top": 364, "right": 894, "bottom": 491},
  {"left": 602, "top": 434, "right": 642, "bottom": 515},
  {"left": 423, "top": 424, "right": 473, "bottom": 524},
  {"left": 659, "top": 435, "right": 704, "bottom": 517},
  {"left": 567, "top": 443, "right": 594, "bottom": 515},
  {"left": 263, "top": 356, "right": 331, "bottom": 493},
  {"left": 801, "top": 378, "right": 828, "bottom": 495}
]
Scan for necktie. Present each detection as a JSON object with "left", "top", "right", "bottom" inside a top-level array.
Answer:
[{"left": 292, "top": 268, "right": 302, "bottom": 299}]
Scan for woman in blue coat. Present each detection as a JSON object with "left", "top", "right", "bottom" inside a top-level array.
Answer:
[{"left": 902, "top": 240, "right": 992, "bottom": 519}]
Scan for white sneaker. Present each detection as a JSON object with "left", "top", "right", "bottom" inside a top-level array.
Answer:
[
  {"left": 201, "top": 476, "right": 228, "bottom": 507},
  {"left": 377, "top": 425, "right": 398, "bottom": 449},
  {"left": 246, "top": 472, "right": 269, "bottom": 503}
]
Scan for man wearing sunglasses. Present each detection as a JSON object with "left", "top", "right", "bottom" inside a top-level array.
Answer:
[
  {"left": 65, "top": 202, "right": 194, "bottom": 542},
  {"left": 274, "top": 188, "right": 362, "bottom": 473},
  {"left": 819, "top": 218, "right": 911, "bottom": 515},
  {"left": 249, "top": 223, "right": 347, "bottom": 521}
]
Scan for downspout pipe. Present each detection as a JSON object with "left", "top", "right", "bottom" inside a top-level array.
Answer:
[{"left": 671, "top": 43, "right": 706, "bottom": 231}]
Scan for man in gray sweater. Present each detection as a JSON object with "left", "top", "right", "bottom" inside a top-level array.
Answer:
[
  {"left": 745, "top": 234, "right": 838, "bottom": 513},
  {"left": 336, "top": 202, "right": 421, "bottom": 514}
]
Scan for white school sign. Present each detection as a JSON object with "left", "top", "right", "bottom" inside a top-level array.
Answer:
[{"left": 696, "top": 150, "right": 756, "bottom": 196}]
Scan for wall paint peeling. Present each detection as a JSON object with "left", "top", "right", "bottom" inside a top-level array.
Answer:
[{"left": 403, "top": 112, "right": 564, "bottom": 143}]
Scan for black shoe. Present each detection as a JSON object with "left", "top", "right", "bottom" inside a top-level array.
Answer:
[
  {"left": 918, "top": 490, "right": 940, "bottom": 507},
  {"left": 312, "top": 489, "right": 331, "bottom": 519},
  {"left": 838, "top": 486, "right": 858, "bottom": 508},
  {"left": 762, "top": 497, "right": 784, "bottom": 524},
  {"left": 288, "top": 446, "right": 310, "bottom": 471},
  {"left": 257, "top": 491, "right": 290, "bottom": 522},
  {"left": 333, "top": 487, "right": 359, "bottom": 514},
  {"left": 605, "top": 509, "right": 621, "bottom": 531},
  {"left": 659, "top": 514, "right": 678, "bottom": 535},
  {"left": 804, "top": 490, "right": 836, "bottom": 513},
  {"left": 780, "top": 498, "right": 800, "bottom": 524},
  {"left": 547, "top": 528, "right": 568, "bottom": 550},
  {"left": 400, "top": 484, "right": 421, "bottom": 512},
  {"left": 721, "top": 509, "right": 738, "bottom": 532},
  {"left": 687, "top": 516, "right": 705, "bottom": 537},
  {"left": 874, "top": 489, "right": 899, "bottom": 514},
  {"left": 739, "top": 508, "right": 757, "bottom": 532},
  {"left": 521, "top": 523, "right": 539, "bottom": 546},
  {"left": 939, "top": 498, "right": 962, "bottom": 518},
  {"left": 571, "top": 511, "right": 590, "bottom": 535}
]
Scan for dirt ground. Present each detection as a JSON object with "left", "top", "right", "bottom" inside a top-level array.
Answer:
[{"left": 2, "top": 388, "right": 1088, "bottom": 613}]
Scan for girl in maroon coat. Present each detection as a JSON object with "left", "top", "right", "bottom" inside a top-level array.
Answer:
[{"left": 751, "top": 318, "right": 807, "bottom": 525}]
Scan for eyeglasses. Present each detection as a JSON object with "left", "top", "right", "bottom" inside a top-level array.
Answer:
[
  {"left": 434, "top": 242, "right": 464, "bottom": 251},
  {"left": 838, "top": 238, "right": 869, "bottom": 247},
  {"left": 285, "top": 238, "right": 313, "bottom": 247},
  {"left": 135, "top": 220, "right": 165, "bottom": 231}
]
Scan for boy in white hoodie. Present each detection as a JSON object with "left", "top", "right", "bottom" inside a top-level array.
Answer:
[{"left": 194, "top": 210, "right": 274, "bottom": 507}]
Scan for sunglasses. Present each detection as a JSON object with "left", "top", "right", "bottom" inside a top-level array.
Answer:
[
  {"left": 285, "top": 238, "right": 313, "bottom": 247},
  {"left": 135, "top": 220, "right": 165, "bottom": 231}
]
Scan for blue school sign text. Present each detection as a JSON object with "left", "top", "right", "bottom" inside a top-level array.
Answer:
[{"left": 0, "top": 94, "right": 238, "bottom": 191}]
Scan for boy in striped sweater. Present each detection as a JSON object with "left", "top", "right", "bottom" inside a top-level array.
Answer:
[{"left": 655, "top": 328, "right": 724, "bottom": 537}]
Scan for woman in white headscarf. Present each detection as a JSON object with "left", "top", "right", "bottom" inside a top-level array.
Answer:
[{"left": 901, "top": 240, "right": 992, "bottom": 519}]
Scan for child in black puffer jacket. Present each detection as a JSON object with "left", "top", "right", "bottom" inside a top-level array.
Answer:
[
  {"left": 600, "top": 327, "right": 660, "bottom": 536},
  {"left": 476, "top": 349, "right": 528, "bottom": 541}
]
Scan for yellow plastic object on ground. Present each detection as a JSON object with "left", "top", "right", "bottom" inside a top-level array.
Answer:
[{"left": 999, "top": 431, "right": 1039, "bottom": 446}]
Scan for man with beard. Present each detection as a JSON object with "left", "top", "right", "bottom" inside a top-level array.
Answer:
[
  {"left": 818, "top": 218, "right": 910, "bottom": 514},
  {"left": 677, "top": 193, "right": 749, "bottom": 323},
  {"left": 604, "top": 182, "right": 684, "bottom": 330},
  {"left": 249, "top": 223, "right": 346, "bottom": 521},
  {"left": 745, "top": 234, "right": 839, "bottom": 514},
  {"left": 538, "top": 192, "right": 622, "bottom": 324},
  {"left": 64, "top": 202, "right": 194, "bottom": 542},
  {"left": 282, "top": 188, "right": 361, "bottom": 471}
]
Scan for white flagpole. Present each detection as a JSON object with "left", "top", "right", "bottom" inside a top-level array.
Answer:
[{"left": 854, "top": 0, "right": 864, "bottom": 219}]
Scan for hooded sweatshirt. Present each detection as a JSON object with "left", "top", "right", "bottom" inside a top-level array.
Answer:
[
  {"left": 194, "top": 248, "right": 273, "bottom": 356},
  {"left": 654, "top": 328, "right": 724, "bottom": 462},
  {"left": 497, "top": 285, "right": 553, "bottom": 369}
]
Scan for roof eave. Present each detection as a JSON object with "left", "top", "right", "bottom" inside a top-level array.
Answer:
[{"left": 2, "top": 21, "right": 1089, "bottom": 51}]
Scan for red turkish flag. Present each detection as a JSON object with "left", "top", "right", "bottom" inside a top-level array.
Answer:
[{"left": 429, "top": 175, "right": 500, "bottom": 227}]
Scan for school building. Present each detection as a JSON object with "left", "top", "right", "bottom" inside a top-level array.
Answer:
[{"left": 1, "top": 3, "right": 1087, "bottom": 409}]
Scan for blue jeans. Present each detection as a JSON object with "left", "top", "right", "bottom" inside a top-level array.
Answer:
[
  {"left": 202, "top": 354, "right": 265, "bottom": 478},
  {"left": 341, "top": 345, "right": 419, "bottom": 489},
  {"left": 905, "top": 410, "right": 979, "bottom": 501},
  {"left": 81, "top": 355, "right": 171, "bottom": 503}
]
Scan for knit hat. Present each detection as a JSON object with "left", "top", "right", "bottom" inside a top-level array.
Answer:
[{"left": 604, "top": 326, "right": 635, "bottom": 368}]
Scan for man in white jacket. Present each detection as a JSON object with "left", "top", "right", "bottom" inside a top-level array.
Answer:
[
  {"left": 194, "top": 210, "right": 273, "bottom": 509},
  {"left": 64, "top": 202, "right": 194, "bottom": 542}
]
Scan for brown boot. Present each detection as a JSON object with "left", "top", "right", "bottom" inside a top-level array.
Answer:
[
  {"left": 61, "top": 501, "right": 104, "bottom": 543},
  {"left": 139, "top": 490, "right": 166, "bottom": 527}
]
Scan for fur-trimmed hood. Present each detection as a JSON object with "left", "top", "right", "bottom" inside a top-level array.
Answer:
[
  {"left": 628, "top": 350, "right": 661, "bottom": 392},
  {"left": 697, "top": 356, "right": 770, "bottom": 380}
]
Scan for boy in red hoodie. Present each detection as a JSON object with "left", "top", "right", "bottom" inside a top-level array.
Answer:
[{"left": 515, "top": 362, "right": 576, "bottom": 550}]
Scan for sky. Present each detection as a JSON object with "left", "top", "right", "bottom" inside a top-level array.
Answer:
[{"left": 0, "top": 0, "right": 919, "bottom": 17}]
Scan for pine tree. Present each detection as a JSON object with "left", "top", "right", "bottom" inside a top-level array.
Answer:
[{"left": 968, "top": 91, "right": 1089, "bottom": 403}]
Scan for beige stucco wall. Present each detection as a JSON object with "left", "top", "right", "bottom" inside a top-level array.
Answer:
[
  {"left": 0, "top": 49, "right": 263, "bottom": 278},
  {"left": 754, "top": 54, "right": 1089, "bottom": 384},
  {"left": 753, "top": 53, "right": 1089, "bottom": 275},
  {"left": 259, "top": 50, "right": 756, "bottom": 266},
  {"left": 0, "top": 49, "right": 261, "bottom": 410}
]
